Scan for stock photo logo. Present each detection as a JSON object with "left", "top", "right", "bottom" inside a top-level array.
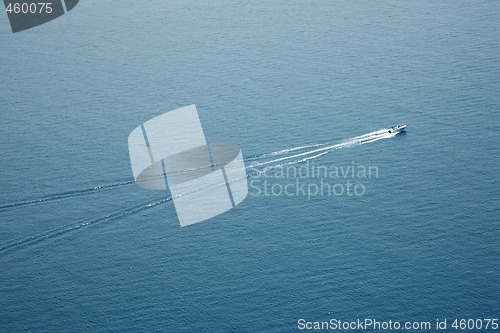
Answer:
[
  {"left": 3, "top": 0, "right": 79, "bottom": 33},
  {"left": 128, "top": 105, "right": 248, "bottom": 227}
]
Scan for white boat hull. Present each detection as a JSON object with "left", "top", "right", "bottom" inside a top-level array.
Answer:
[{"left": 388, "top": 125, "right": 406, "bottom": 134}]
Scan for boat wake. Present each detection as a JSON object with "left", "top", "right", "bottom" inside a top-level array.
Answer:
[
  {"left": 0, "top": 197, "right": 172, "bottom": 254},
  {"left": 0, "top": 128, "right": 397, "bottom": 254},
  {"left": 248, "top": 129, "right": 395, "bottom": 170},
  {"left": 0, "top": 180, "right": 135, "bottom": 210}
]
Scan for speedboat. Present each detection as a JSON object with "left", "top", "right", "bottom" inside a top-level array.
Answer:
[{"left": 388, "top": 125, "right": 406, "bottom": 134}]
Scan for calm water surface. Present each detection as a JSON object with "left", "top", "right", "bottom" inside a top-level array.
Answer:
[{"left": 0, "top": 0, "right": 499, "bottom": 331}]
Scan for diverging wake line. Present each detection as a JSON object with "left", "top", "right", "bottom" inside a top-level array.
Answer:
[
  {"left": 0, "top": 129, "right": 397, "bottom": 253},
  {"left": 0, "top": 129, "right": 395, "bottom": 211},
  {"left": 0, "top": 197, "right": 172, "bottom": 254}
]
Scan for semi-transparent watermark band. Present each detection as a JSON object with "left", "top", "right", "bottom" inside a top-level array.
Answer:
[{"left": 248, "top": 161, "right": 379, "bottom": 199}]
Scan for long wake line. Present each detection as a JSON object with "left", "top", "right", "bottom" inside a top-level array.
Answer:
[
  {"left": 0, "top": 129, "right": 394, "bottom": 211},
  {"left": 0, "top": 197, "right": 172, "bottom": 254},
  {"left": 0, "top": 129, "right": 396, "bottom": 254},
  {"left": 0, "top": 180, "right": 135, "bottom": 210}
]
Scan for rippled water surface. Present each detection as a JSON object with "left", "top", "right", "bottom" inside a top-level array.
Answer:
[{"left": 0, "top": 0, "right": 499, "bottom": 331}]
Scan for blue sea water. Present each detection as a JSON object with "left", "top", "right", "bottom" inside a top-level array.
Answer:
[{"left": 1, "top": 0, "right": 499, "bottom": 331}]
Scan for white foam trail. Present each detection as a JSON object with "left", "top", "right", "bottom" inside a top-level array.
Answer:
[
  {"left": 0, "top": 196, "right": 172, "bottom": 254},
  {"left": 246, "top": 129, "right": 388, "bottom": 161},
  {"left": 248, "top": 142, "right": 344, "bottom": 168},
  {"left": 250, "top": 141, "right": 335, "bottom": 159},
  {"left": 0, "top": 180, "right": 136, "bottom": 210},
  {"left": 0, "top": 129, "right": 391, "bottom": 211},
  {"left": 249, "top": 129, "right": 390, "bottom": 168},
  {"left": 0, "top": 128, "right": 399, "bottom": 253},
  {"left": 360, "top": 132, "right": 395, "bottom": 144}
]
